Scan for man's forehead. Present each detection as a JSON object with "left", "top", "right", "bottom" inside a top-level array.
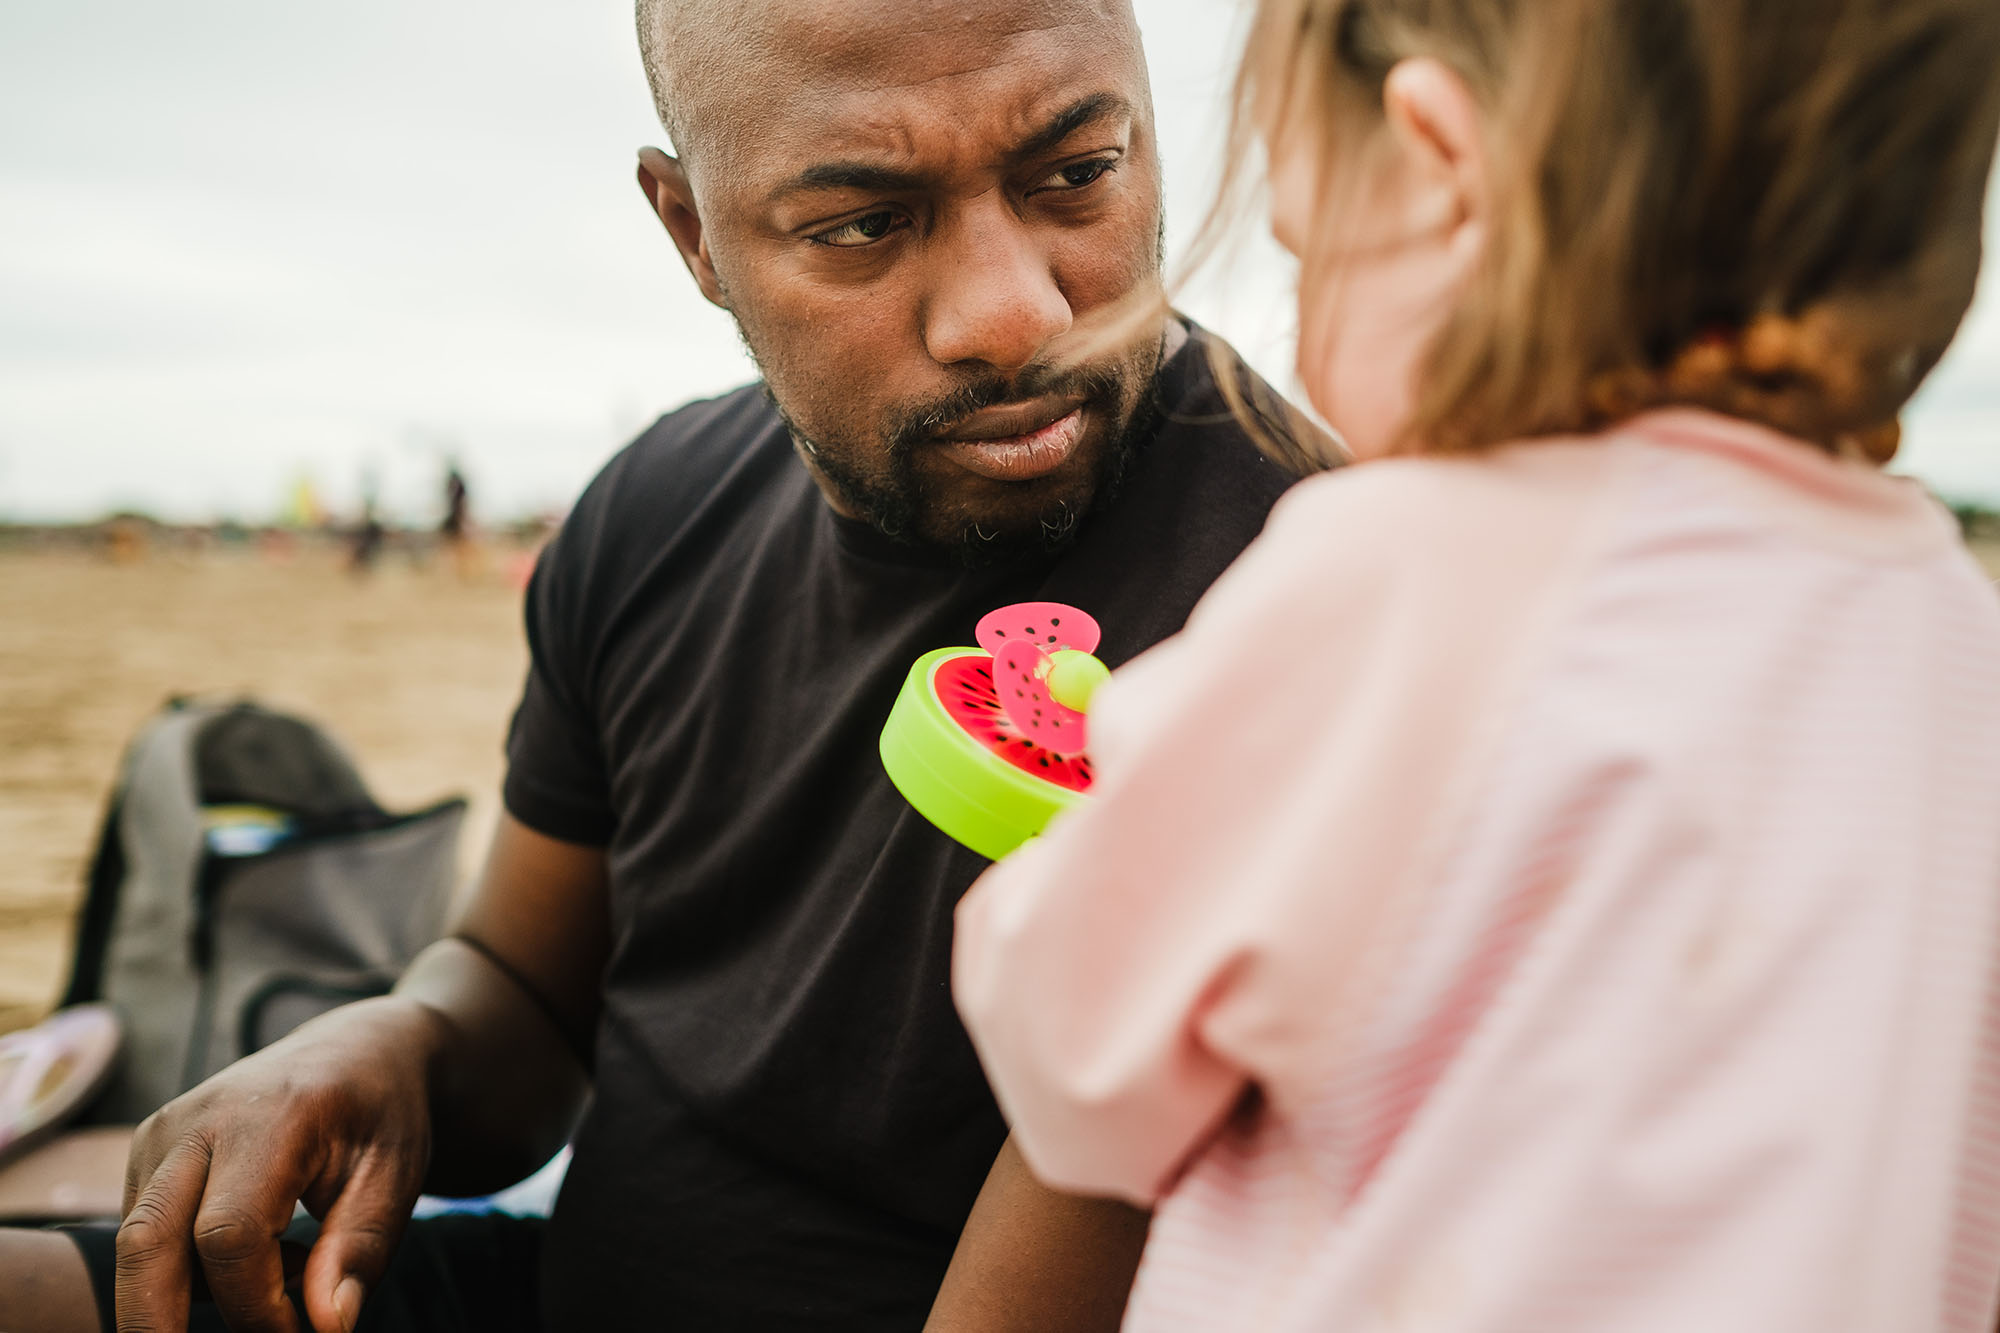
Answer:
[
  {"left": 684, "top": 0, "right": 1144, "bottom": 181},
  {"left": 781, "top": 82, "right": 1134, "bottom": 187},
  {"left": 760, "top": 0, "right": 1129, "bottom": 81}
]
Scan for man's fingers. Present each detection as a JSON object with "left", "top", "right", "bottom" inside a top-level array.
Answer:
[
  {"left": 184, "top": 1122, "right": 327, "bottom": 1332},
  {"left": 300, "top": 1152, "right": 420, "bottom": 1333},
  {"left": 191, "top": 1191, "right": 303, "bottom": 1333},
  {"left": 115, "top": 1141, "right": 209, "bottom": 1333},
  {"left": 123, "top": 1115, "right": 174, "bottom": 1219}
]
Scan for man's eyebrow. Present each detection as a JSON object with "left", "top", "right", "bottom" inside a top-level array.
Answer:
[
  {"left": 780, "top": 162, "right": 932, "bottom": 197},
  {"left": 773, "top": 94, "right": 1133, "bottom": 201},
  {"left": 1010, "top": 92, "right": 1131, "bottom": 163}
]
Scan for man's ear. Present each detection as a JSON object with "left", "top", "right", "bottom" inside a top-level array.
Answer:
[{"left": 637, "top": 146, "right": 727, "bottom": 309}]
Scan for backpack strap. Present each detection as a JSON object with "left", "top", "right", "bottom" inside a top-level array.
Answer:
[
  {"left": 59, "top": 697, "right": 204, "bottom": 1008},
  {"left": 57, "top": 792, "right": 127, "bottom": 1009}
]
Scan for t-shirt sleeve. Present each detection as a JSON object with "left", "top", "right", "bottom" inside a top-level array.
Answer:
[
  {"left": 503, "top": 524, "right": 618, "bottom": 847},
  {"left": 952, "top": 451, "right": 1615, "bottom": 1204}
]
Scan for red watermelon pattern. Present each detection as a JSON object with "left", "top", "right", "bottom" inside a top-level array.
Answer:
[{"left": 935, "top": 654, "right": 1095, "bottom": 793}]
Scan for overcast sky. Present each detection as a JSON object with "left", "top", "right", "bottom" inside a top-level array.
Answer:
[{"left": 1, "top": 1, "right": 1994, "bottom": 524}]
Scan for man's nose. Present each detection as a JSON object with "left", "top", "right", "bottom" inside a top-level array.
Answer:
[{"left": 921, "top": 202, "right": 1074, "bottom": 373}]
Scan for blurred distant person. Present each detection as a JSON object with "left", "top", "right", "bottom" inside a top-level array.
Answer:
[
  {"left": 348, "top": 485, "right": 386, "bottom": 578},
  {"left": 440, "top": 463, "right": 468, "bottom": 543},
  {"left": 439, "top": 461, "right": 476, "bottom": 580},
  {"left": 0, "top": 2, "right": 1319, "bottom": 1331}
]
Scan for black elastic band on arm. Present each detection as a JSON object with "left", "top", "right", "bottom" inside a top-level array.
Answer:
[{"left": 56, "top": 1223, "right": 117, "bottom": 1333}]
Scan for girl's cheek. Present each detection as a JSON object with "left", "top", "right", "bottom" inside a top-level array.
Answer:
[
  {"left": 1267, "top": 156, "right": 1315, "bottom": 260},
  {"left": 1294, "top": 251, "right": 1422, "bottom": 461},
  {"left": 1268, "top": 131, "right": 1455, "bottom": 460},
  {"left": 1262, "top": 115, "right": 1329, "bottom": 261}
]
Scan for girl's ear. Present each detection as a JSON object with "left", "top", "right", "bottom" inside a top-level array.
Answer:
[
  {"left": 637, "top": 146, "right": 728, "bottom": 309},
  {"left": 1380, "top": 58, "right": 1489, "bottom": 269}
]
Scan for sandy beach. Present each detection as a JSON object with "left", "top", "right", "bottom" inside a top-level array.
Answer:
[{"left": 0, "top": 542, "right": 529, "bottom": 1034}]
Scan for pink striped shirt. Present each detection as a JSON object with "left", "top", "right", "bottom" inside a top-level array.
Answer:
[{"left": 954, "top": 410, "right": 2000, "bottom": 1331}]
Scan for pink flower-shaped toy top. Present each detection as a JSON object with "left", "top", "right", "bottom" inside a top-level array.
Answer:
[
  {"left": 993, "top": 638, "right": 1090, "bottom": 755},
  {"left": 975, "top": 602, "right": 1101, "bottom": 657}
]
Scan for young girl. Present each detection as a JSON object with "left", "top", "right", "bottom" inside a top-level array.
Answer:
[{"left": 952, "top": 1, "right": 2000, "bottom": 1328}]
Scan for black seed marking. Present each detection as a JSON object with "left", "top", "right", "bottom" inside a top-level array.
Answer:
[
  {"left": 1051, "top": 617, "right": 1060, "bottom": 626},
  {"left": 1039, "top": 758, "right": 1050, "bottom": 768},
  {"left": 1048, "top": 635, "right": 1057, "bottom": 643}
]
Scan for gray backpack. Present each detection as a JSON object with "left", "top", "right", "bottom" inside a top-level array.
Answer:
[{"left": 60, "top": 699, "right": 464, "bottom": 1124}]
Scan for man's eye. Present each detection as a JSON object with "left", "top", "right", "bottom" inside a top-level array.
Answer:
[
  {"left": 813, "top": 211, "right": 906, "bottom": 248},
  {"left": 1044, "top": 159, "right": 1116, "bottom": 191}
]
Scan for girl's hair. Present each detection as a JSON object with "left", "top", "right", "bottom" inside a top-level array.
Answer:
[{"left": 1213, "top": 0, "right": 2000, "bottom": 471}]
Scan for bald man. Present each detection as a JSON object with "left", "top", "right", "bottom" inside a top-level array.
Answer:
[{"left": 0, "top": 2, "right": 1316, "bottom": 1329}]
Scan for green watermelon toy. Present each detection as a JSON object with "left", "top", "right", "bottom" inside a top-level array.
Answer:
[{"left": 880, "top": 602, "right": 1112, "bottom": 860}]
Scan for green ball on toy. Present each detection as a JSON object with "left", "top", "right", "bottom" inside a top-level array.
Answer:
[{"left": 1047, "top": 649, "right": 1111, "bottom": 713}]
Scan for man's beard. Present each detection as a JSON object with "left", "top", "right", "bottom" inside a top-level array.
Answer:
[{"left": 763, "top": 338, "right": 1168, "bottom": 568}]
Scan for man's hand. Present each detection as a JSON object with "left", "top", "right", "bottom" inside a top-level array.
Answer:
[
  {"left": 117, "top": 995, "right": 445, "bottom": 1333},
  {"left": 113, "top": 814, "right": 608, "bottom": 1332},
  {"left": 924, "top": 1137, "right": 1151, "bottom": 1333}
]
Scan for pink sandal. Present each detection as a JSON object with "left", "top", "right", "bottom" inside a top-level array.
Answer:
[{"left": 0, "top": 1005, "right": 122, "bottom": 1168}]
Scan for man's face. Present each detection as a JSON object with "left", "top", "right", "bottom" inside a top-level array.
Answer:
[{"left": 653, "top": 0, "right": 1169, "bottom": 559}]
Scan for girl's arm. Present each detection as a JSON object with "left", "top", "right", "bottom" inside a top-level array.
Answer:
[{"left": 955, "top": 451, "right": 1611, "bottom": 1203}]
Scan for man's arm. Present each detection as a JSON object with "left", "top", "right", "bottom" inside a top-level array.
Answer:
[
  {"left": 924, "top": 1137, "right": 1151, "bottom": 1333},
  {"left": 405, "top": 813, "right": 610, "bottom": 1194},
  {"left": 114, "top": 812, "right": 609, "bottom": 1332}
]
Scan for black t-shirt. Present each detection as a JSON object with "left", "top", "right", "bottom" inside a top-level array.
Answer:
[{"left": 505, "top": 326, "right": 1301, "bottom": 1329}]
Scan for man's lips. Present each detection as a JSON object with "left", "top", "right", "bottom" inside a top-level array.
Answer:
[{"left": 935, "top": 396, "right": 1088, "bottom": 483}]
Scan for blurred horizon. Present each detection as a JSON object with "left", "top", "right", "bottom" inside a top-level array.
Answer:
[{"left": 1, "top": 0, "right": 1995, "bottom": 528}]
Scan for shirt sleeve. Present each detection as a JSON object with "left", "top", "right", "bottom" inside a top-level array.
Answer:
[
  {"left": 953, "top": 451, "right": 1614, "bottom": 1204},
  {"left": 503, "top": 528, "right": 617, "bottom": 847}
]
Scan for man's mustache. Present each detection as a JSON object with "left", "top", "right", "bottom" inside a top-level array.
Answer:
[{"left": 890, "top": 362, "right": 1125, "bottom": 451}]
